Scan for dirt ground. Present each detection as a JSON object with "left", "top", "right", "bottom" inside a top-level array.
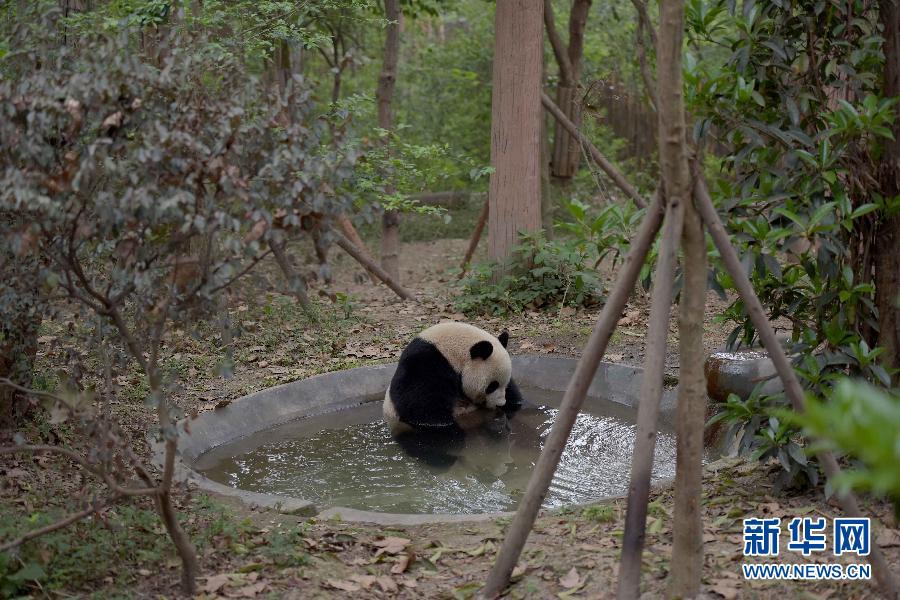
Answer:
[{"left": 2, "top": 234, "right": 898, "bottom": 599}]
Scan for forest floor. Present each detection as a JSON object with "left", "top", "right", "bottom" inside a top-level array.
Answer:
[{"left": 2, "top": 214, "right": 899, "bottom": 599}]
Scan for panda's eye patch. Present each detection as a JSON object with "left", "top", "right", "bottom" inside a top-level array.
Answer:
[{"left": 485, "top": 380, "right": 500, "bottom": 394}]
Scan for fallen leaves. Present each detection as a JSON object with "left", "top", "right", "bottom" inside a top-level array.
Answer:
[
  {"left": 559, "top": 567, "right": 581, "bottom": 588},
  {"left": 200, "top": 572, "right": 268, "bottom": 597},
  {"left": 372, "top": 536, "right": 411, "bottom": 557}
]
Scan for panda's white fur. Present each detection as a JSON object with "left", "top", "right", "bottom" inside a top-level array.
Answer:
[
  {"left": 419, "top": 322, "right": 511, "bottom": 409},
  {"left": 383, "top": 321, "right": 518, "bottom": 435}
]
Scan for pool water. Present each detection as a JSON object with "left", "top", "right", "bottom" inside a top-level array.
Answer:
[{"left": 194, "top": 387, "right": 680, "bottom": 514}]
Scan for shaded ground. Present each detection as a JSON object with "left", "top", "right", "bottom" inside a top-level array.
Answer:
[{"left": 2, "top": 221, "right": 898, "bottom": 599}]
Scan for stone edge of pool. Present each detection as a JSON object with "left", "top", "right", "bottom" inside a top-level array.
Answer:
[{"left": 152, "top": 354, "right": 686, "bottom": 525}]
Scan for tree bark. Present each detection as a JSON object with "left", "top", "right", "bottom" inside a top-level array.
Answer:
[
  {"left": 669, "top": 191, "right": 707, "bottom": 599},
  {"left": 488, "top": 0, "right": 543, "bottom": 269},
  {"left": 377, "top": 0, "right": 402, "bottom": 281},
  {"left": 619, "top": 0, "right": 692, "bottom": 596},
  {"left": 546, "top": 0, "right": 592, "bottom": 179},
  {"left": 875, "top": 0, "right": 900, "bottom": 380},
  {"left": 269, "top": 238, "right": 311, "bottom": 311}
]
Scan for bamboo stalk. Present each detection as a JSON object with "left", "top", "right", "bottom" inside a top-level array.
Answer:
[
  {"left": 693, "top": 167, "right": 900, "bottom": 600},
  {"left": 480, "top": 190, "right": 664, "bottom": 599},
  {"left": 541, "top": 92, "right": 647, "bottom": 208},
  {"left": 333, "top": 232, "right": 416, "bottom": 302}
]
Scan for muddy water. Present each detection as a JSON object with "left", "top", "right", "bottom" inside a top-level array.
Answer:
[{"left": 195, "top": 387, "right": 680, "bottom": 514}]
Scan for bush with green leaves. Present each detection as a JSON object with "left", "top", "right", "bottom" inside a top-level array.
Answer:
[
  {"left": 453, "top": 200, "right": 646, "bottom": 315},
  {"left": 687, "top": 0, "right": 898, "bottom": 487},
  {"left": 781, "top": 379, "right": 900, "bottom": 517}
]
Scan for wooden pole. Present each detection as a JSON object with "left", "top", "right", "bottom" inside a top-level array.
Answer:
[
  {"left": 619, "top": 0, "right": 692, "bottom": 592},
  {"left": 541, "top": 92, "right": 647, "bottom": 208},
  {"left": 333, "top": 233, "right": 416, "bottom": 302},
  {"left": 617, "top": 195, "right": 684, "bottom": 599},
  {"left": 479, "top": 190, "right": 664, "bottom": 599},
  {"left": 693, "top": 169, "right": 900, "bottom": 600},
  {"left": 459, "top": 196, "right": 490, "bottom": 278}
]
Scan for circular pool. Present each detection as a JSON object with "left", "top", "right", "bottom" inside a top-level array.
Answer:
[{"left": 169, "top": 355, "right": 690, "bottom": 524}]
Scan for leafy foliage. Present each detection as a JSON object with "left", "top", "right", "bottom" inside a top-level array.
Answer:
[
  {"left": 454, "top": 200, "right": 647, "bottom": 315},
  {"left": 687, "top": 0, "right": 898, "bottom": 486},
  {"left": 782, "top": 380, "right": 900, "bottom": 516}
]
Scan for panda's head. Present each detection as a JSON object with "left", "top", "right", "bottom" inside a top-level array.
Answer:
[{"left": 419, "top": 322, "right": 512, "bottom": 409}]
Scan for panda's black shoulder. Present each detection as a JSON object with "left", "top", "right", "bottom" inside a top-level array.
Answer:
[
  {"left": 390, "top": 337, "right": 462, "bottom": 427},
  {"left": 394, "top": 337, "right": 459, "bottom": 381}
]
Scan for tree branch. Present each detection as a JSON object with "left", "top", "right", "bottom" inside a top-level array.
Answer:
[
  {"left": 0, "top": 495, "right": 122, "bottom": 553},
  {"left": 333, "top": 232, "right": 416, "bottom": 301},
  {"left": 544, "top": 1, "right": 574, "bottom": 85},
  {"left": 541, "top": 92, "right": 647, "bottom": 207}
]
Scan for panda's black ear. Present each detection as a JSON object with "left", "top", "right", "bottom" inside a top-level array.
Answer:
[
  {"left": 470, "top": 340, "right": 494, "bottom": 360},
  {"left": 498, "top": 331, "right": 509, "bottom": 348}
]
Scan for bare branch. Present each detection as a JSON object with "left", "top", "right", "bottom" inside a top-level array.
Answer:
[
  {"left": 635, "top": 16, "right": 659, "bottom": 112},
  {"left": 333, "top": 232, "right": 417, "bottom": 301},
  {"left": 630, "top": 0, "right": 658, "bottom": 48},
  {"left": 544, "top": 1, "right": 574, "bottom": 85},
  {"left": 0, "top": 495, "right": 122, "bottom": 553}
]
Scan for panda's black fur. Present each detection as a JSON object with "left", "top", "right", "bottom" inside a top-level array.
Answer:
[{"left": 384, "top": 322, "right": 524, "bottom": 467}]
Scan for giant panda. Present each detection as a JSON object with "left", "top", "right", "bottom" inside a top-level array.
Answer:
[{"left": 383, "top": 322, "right": 525, "bottom": 467}]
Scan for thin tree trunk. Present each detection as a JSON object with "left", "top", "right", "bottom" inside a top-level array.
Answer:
[
  {"left": 480, "top": 191, "right": 664, "bottom": 599},
  {"left": 488, "top": 0, "right": 543, "bottom": 270},
  {"left": 619, "top": 1, "right": 691, "bottom": 595},
  {"left": 334, "top": 233, "right": 416, "bottom": 301},
  {"left": 269, "top": 239, "right": 311, "bottom": 310},
  {"left": 669, "top": 199, "right": 706, "bottom": 597},
  {"left": 377, "top": 0, "right": 402, "bottom": 280},
  {"left": 460, "top": 196, "right": 490, "bottom": 277},
  {"left": 336, "top": 214, "right": 378, "bottom": 284},
  {"left": 153, "top": 372, "right": 199, "bottom": 594},
  {"left": 546, "top": 0, "right": 592, "bottom": 180},
  {"left": 875, "top": 0, "right": 900, "bottom": 381},
  {"left": 542, "top": 92, "right": 647, "bottom": 208},
  {"left": 693, "top": 169, "right": 900, "bottom": 600}
]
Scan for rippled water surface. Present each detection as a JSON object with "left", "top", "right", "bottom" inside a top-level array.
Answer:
[{"left": 195, "top": 387, "right": 679, "bottom": 514}]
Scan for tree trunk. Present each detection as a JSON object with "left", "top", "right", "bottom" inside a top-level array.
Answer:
[
  {"left": 488, "top": 0, "right": 543, "bottom": 269},
  {"left": 876, "top": 0, "right": 900, "bottom": 380},
  {"left": 378, "top": 0, "right": 402, "bottom": 281},
  {"left": 0, "top": 249, "right": 42, "bottom": 430},
  {"left": 547, "top": 0, "right": 592, "bottom": 180},
  {"left": 619, "top": 0, "right": 692, "bottom": 595}
]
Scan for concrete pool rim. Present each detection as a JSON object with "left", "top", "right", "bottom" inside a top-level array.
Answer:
[{"left": 156, "top": 354, "right": 693, "bottom": 525}]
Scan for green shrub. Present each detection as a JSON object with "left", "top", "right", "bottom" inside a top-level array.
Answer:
[
  {"left": 781, "top": 379, "right": 900, "bottom": 516},
  {"left": 453, "top": 199, "right": 646, "bottom": 315}
]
